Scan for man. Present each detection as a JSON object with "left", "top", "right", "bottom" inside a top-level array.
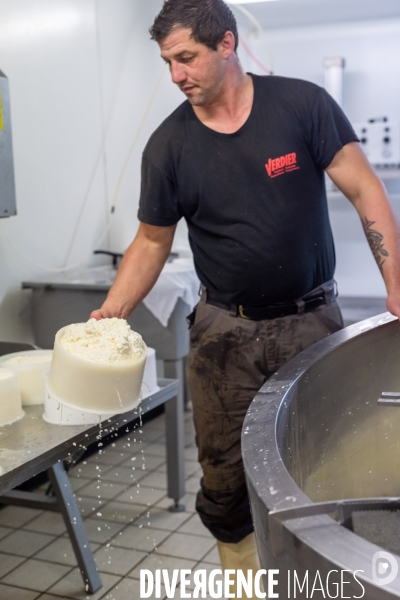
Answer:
[{"left": 91, "top": 0, "right": 400, "bottom": 593}]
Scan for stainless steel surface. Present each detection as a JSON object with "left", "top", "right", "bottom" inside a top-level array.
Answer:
[
  {"left": 0, "top": 379, "right": 183, "bottom": 594},
  {"left": 0, "top": 69, "right": 16, "bottom": 218},
  {"left": 243, "top": 312, "right": 400, "bottom": 598},
  {"left": 0, "top": 379, "right": 180, "bottom": 496}
]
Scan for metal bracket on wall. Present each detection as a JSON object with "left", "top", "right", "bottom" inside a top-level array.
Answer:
[{"left": 269, "top": 497, "right": 400, "bottom": 557}]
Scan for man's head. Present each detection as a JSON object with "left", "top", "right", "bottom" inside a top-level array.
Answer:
[{"left": 150, "top": 0, "right": 240, "bottom": 106}]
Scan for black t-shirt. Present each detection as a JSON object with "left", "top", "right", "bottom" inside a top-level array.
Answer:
[{"left": 138, "top": 74, "right": 358, "bottom": 306}]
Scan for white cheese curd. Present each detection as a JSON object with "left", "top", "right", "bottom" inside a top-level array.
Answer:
[{"left": 59, "top": 318, "right": 145, "bottom": 364}]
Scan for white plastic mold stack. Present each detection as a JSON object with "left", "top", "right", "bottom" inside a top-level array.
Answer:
[
  {"left": 141, "top": 348, "right": 160, "bottom": 398},
  {"left": 0, "top": 368, "right": 25, "bottom": 426},
  {"left": 0, "top": 350, "right": 53, "bottom": 405}
]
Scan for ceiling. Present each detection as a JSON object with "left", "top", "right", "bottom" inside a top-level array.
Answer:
[{"left": 230, "top": 0, "right": 400, "bottom": 30}]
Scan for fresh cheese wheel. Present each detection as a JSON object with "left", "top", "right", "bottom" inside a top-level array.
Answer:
[{"left": 47, "top": 318, "right": 147, "bottom": 415}]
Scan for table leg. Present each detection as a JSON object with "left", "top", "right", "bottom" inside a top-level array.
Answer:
[
  {"left": 48, "top": 462, "right": 102, "bottom": 594},
  {"left": 164, "top": 359, "right": 186, "bottom": 512}
]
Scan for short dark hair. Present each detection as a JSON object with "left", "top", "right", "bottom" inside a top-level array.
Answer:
[{"left": 150, "top": 0, "right": 239, "bottom": 52}]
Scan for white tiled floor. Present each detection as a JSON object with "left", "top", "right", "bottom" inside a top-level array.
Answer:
[{"left": 0, "top": 409, "right": 221, "bottom": 599}]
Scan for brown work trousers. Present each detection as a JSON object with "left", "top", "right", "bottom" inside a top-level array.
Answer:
[{"left": 187, "top": 287, "right": 344, "bottom": 543}]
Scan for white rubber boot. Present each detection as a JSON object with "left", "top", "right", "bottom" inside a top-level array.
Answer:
[{"left": 217, "top": 533, "right": 262, "bottom": 599}]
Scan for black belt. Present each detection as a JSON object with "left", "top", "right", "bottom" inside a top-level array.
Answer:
[{"left": 206, "top": 289, "right": 336, "bottom": 321}]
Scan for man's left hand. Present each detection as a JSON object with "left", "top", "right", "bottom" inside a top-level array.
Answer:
[{"left": 386, "top": 292, "right": 400, "bottom": 320}]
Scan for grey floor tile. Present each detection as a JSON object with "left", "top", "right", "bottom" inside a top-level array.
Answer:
[
  {"left": 185, "top": 433, "right": 196, "bottom": 447},
  {"left": 35, "top": 536, "right": 100, "bottom": 566},
  {"left": 117, "top": 485, "right": 166, "bottom": 507},
  {"left": 137, "top": 431, "right": 165, "bottom": 445},
  {"left": 185, "top": 425, "right": 195, "bottom": 435},
  {"left": 129, "top": 552, "right": 196, "bottom": 580},
  {"left": 100, "top": 449, "right": 130, "bottom": 463},
  {"left": 112, "top": 524, "right": 170, "bottom": 552},
  {"left": 75, "top": 495, "right": 105, "bottom": 519},
  {"left": 26, "top": 512, "right": 67, "bottom": 536},
  {"left": 93, "top": 545, "right": 146, "bottom": 576},
  {"left": 2, "top": 558, "right": 70, "bottom": 592},
  {"left": 185, "top": 476, "right": 201, "bottom": 494},
  {"left": 0, "top": 552, "right": 25, "bottom": 578},
  {"left": 88, "top": 500, "right": 144, "bottom": 524},
  {"left": 69, "top": 518, "right": 125, "bottom": 545},
  {"left": 183, "top": 446, "right": 199, "bottom": 462},
  {"left": 122, "top": 454, "right": 165, "bottom": 472},
  {"left": 71, "top": 461, "right": 108, "bottom": 480},
  {"left": 67, "top": 474, "right": 93, "bottom": 492},
  {"left": 202, "top": 545, "right": 220, "bottom": 565},
  {"left": 156, "top": 493, "right": 197, "bottom": 513},
  {"left": 136, "top": 471, "right": 167, "bottom": 490},
  {"left": 37, "top": 595, "right": 74, "bottom": 600},
  {"left": 91, "top": 450, "right": 125, "bottom": 467},
  {"left": 157, "top": 460, "right": 199, "bottom": 477},
  {"left": 0, "top": 525, "right": 14, "bottom": 540},
  {"left": 37, "top": 596, "right": 75, "bottom": 600},
  {"left": 48, "top": 569, "right": 119, "bottom": 600},
  {"left": 106, "top": 577, "right": 167, "bottom": 600},
  {"left": 134, "top": 507, "right": 191, "bottom": 532},
  {"left": 155, "top": 532, "right": 215, "bottom": 562},
  {"left": 141, "top": 442, "right": 166, "bottom": 458},
  {"left": 0, "top": 507, "right": 42, "bottom": 529},
  {"left": 177, "top": 514, "right": 213, "bottom": 538},
  {"left": 0, "top": 584, "right": 39, "bottom": 600},
  {"left": 183, "top": 461, "right": 202, "bottom": 477},
  {"left": 100, "top": 465, "right": 139, "bottom": 485},
  {"left": 77, "top": 480, "right": 128, "bottom": 501},
  {"left": 0, "top": 529, "right": 55, "bottom": 557}
]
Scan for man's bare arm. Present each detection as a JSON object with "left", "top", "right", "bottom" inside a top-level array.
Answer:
[
  {"left": 90, "top": 223, "right": 177, "bottom": 320},
  {"left": 326, "top": 142, "right": 400, "bottom": 318}
]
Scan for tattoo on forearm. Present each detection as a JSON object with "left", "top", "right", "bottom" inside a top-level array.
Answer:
[{"left": 362, "top": 217, "right": 389, "bottom": 275}]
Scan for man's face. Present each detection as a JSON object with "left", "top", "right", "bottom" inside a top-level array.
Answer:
[{"left": 159, "top": 28, "right": 227, "bottom": 106}]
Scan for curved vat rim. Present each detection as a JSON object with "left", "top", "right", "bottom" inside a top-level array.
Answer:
[{"left": 242, "top": 311, "right": 400, "bottom": 596}]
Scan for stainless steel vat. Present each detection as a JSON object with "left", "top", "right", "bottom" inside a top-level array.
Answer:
[{"left": 243, "top": 313, "right": 400, "bottom": 599}]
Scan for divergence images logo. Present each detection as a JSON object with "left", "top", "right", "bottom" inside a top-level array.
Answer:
[
  {"left": 372, "top": 551, "right": 399, "bottom": 586},
  {"left": 265, "top": 152, "right": 300, "bottom": 179}
]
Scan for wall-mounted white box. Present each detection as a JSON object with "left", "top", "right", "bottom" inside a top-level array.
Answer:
[{"left": 354, "top": 121, "right": 400, "bottom": 168}]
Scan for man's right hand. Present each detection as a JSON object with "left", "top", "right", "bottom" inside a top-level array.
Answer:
[{"left": 90, "top": 307, "right": 118, "bottom": 321}]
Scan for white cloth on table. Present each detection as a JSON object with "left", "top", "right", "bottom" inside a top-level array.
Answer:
[
  {"left": 143, "top": 262, "right": 201, "bottom": 327},
  {"left": 52, "top": 262, "right": 201, "bottom": 328}
]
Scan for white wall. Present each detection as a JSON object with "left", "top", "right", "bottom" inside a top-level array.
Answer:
[
  {"left": 0, "top": 0, "right": 183, "bottom": 341},
  {"left": 239, "top": 17, "right": 400, "bottom": 297},
  {"left": 1, "top": 5, "right": 400, "bottom": 342}
]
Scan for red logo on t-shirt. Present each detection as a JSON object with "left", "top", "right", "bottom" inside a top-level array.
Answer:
[{"left": 265, "top": 152, "right": 300, "bottom": 178}]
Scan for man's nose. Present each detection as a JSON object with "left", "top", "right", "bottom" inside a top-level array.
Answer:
[{"left": 170, "top": 62, "right": 186, "bottom": 84}]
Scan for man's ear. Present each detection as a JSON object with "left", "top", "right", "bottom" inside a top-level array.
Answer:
[{"left": 218, "top": 31, "right": 236, "bottom": 58}]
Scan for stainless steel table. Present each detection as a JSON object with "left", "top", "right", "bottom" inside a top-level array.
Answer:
[{"left": 0, "top": 379, "right": 185, "bottom": 594}]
